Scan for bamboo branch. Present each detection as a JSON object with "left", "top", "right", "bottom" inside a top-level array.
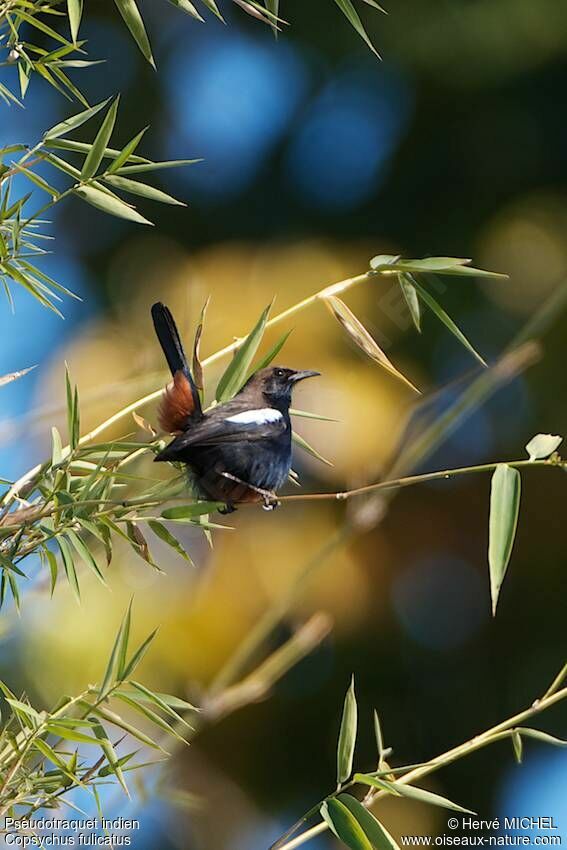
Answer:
[{"left": 275, "top": 684, "right": 567, "bottom": 850}]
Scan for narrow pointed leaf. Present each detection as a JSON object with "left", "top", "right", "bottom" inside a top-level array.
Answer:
[
  {"left": 339, "top": 794, "right": 401, "bottom": 850},
  {"left": 325, "top": 295, "right": 420, "bottom": 393},
  {"left": 192, "top": 296, "right": 210, "bottom": 397},
  {"left": 409, "top": 275, "right": 487, "bottom": 367},
  {"left": 337, "top": 676, "right": 357, "bottom": 784},
  {"left": 215, "top": 303, "right": 272, "bottom": 402},
  {"left": 292, "top": 431, "right": 333, "bottom": 467},
  {"left": 333, "top": 0, "right": 380, "bottom": 57},
  {"left": 488, "top": 464, "right": 521, "bottom": 616},
  {"left": 73, "top": 184, "right": 152, "bottom": 225},
  {"left": 67, "top": 0, "right": 83, "bottom": 41},
  {"left": 321, "top": 798, "right": 373, "bottom": 850},
  {"left": 354, "top": 775, "right": 475, "bottom": 814},
  {"left": 44, "top": 98, "right": 111, "bottom": 140},
  {"left": 81, "top": 97, "right": 120, "bottom": 179},
  {"left": 398, "top": 273, "right": 421, "bottom": 333},
  {"left": 107, "top": 127, "right": 148, "bottom": 173},
  {"left": 104, "top": 174, "right": 185, "bottom": 205},
  {"left": 113, "top": 0, "right": 155, "bottom": 67},
  {"left": 251, "top": 328, "right": 293, "bottom": 374}
]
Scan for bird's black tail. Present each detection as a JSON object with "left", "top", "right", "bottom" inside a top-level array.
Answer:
[{"left": 151, "top": 302, "right": 203, "bottom": 418}]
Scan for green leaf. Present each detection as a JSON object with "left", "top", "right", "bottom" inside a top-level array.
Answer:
[
  {"left": 58, "top": 536, "right": 80, "bottom": 601},
  {"left": 337, "top": 676, "right": 357, "bottom": 784},
  {"left": 107, "top": 127, "right": 148, "bottom": 173},
  {"left": 192, "top": 295, "right": 210, "bottom": 398},
  {"left": 51, "top": 426, "right": 63, "bottom": 466},
  {"left": 292, "top": 432, "right": 334, "bottom": 467},
  {"left": 148, "top": 520, "right": 193, "bottom": 563},
  {"left": 215, "top": 303, "right": 272, "bottom": 402},
  {"left": 167, "top": 0, "right": 204, "bottom": 20},
  {"left": 321, "top": 798, "right": 373, "bottom": 850},
  {"left": 100, "top": 601, "right": 132, "bottom": 696},
  {"left": 251, "top": 329, "right": 293, "bottom": 373},
  {"left": 290, "top": 408, "right": 338, "bottom": 422},
  {"left": 518, "top": 728, "right": 567, "bottom": 747},
  {"left": 44, "top": 548, "right": 59, "bottom": 595},
  {"left": 338, "top": 795, "right": 400, "bottom": 850},
  {"left": 44, "top": 98, "right": 112, "bottom": 140},
  {"left": 120, "top": 628, "right": 158, "bottom": 680},
  {"left": 325, "top": 295, "right": 420, "bottom": 393},
  {"left": 65, "top": 530, "right": 107, "bottom": 586},
  {"left": 113, "top": 0, "right": 155, "bottom": 67},
  {"left": 488, "top": 464, "right": 521, "bottom": 616},
  {"left": 409, "top": 275, "right": 487, "bottom": 367},
  {"left": 333, "top": 0, "right": 380, "bottom": 57},
  {"left": 398, "top": 273, "right": 421, "bottom": 333},
  {"left": 67, "top": 0, "right": 83, "bottom": 41},
  {"left": 512, "top": 731, "right": 523, "bottom": 764},
  {"left": 525, "top": 434, "right": 563, "bottom": 462},
  {"left": 103, "top": 174, "right": 185, "bottom": 205},
  {"left": 115, "top": 158, "right": 201, "bottom": 175},
  {"left": 160, "top": 502, "right": 222, "bottom": 520},
  {"left": 46, "top": 725, "right": 100, "bottom": 745},
  {"left": 73, "top": 184, "right": 152, "bottom": 225},
  {"left": 373, "top": 709, "right": 387, "bottom": 766},
  {"left": 91, "top": 719, "right": 130, "bottom": 797},
  {"left": 128, "top": 681, "right": 193, "bottom": 729},
  {"left": 81, "top": 97, "right": 120, "bottom": 179},
  {"left": 113, "top": 692, "right": 186, "bottom": 743},
  {"left": 354, "top": 775, "right": 475, "bottom": 814}
]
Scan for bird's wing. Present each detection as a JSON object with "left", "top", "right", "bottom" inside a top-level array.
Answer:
[{"left": 162, "top": 404, "right": 287, "bottom": 453}]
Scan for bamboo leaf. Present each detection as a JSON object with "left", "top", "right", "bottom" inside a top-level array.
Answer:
[
  {"left": 107, "top": 127, "right": 148, "bottom": 173},
  {"left": 324, "top": 295, "right": 420, "bottom": 393},
  {"left": 321, "top": 798, "right": 373, "bottom": 850},
  {"left": 81, "top": 97, "right": 120, "bottom": 179},
  {"left": 215, "top": 303, "right": 272, "bottom": 402},
  {"left": 73, "top": 184, "right": 152, "bottom": 225},
  {"left": 100, "top": 601, "right": 132, "bottom": 696},
  {"left": 251, "top": 329, "right": 293, "bottom": 374},
  {"left": 488, "top": 464, "right": 521, "bottom": 616},
  {"left": 338, "top": 794, "right": 401, "bottom": 850},
  {"left": 113, "top": 0, "right": 155, "bottom": 67},
  {"left": 398, "top": 273, "right": 421, "bottom": 333},
  {"left": 167, "top": 0, "right": 204, "bottom": 21},
  {"left": 44, "top": 98, "right": 112, "bottom": 140},
  {"left": 57, "top": 536, "right": 80, "bottom": 601},
  {"left": 160, "top": 502, "right": 222, "bottom": 520},
  {"left": 192, "top": 296, "right": 210, "bottom": 398},
  {"left": 120, "top": 628, "right": 158, "bottom": 680},
  {"left": 333, "top": 0, "right": 380, "bottom": 57},
  {"left": 409, "top": 275, "right": 487, "bottom": 367},
  {"left": 337, "top": 676, "right": 357, "bottom": 784},
  {"left": 67, "top": 0, "right": 83, "bottom": 41},
  {"left": 354, "top": 775, "right": 475, "bottom": 814},
  {"left": 148, "top": 520, "right": 193, "bottom": 563},
  {"left": 104, "top": 174, "right": 185, "bottom": 206},
  {"left": 292, "top": 431, "right": 334, "bottom": 467}
]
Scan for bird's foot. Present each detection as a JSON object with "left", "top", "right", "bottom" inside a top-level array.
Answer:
[
  {"left": 220, "top": 472, "right": 279, "bottom": 510},
  {"left": 262, "top": 492, "right": 279, "bottom": 511},
  {"left": 218, "top": 503, "right": 237, "bottom": 515}
]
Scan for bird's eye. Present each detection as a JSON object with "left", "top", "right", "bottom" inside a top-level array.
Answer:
[{"left": 275, "top": 368, "right": 285, "bottom": 378}]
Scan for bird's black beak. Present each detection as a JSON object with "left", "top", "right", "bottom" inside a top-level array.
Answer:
[{"left": 289, "top": 370, "right": 320, "bottom": 383}]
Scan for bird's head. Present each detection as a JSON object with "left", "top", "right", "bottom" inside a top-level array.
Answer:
[{"left": 244, "top": 366, "right": 320, "bottom": 406}]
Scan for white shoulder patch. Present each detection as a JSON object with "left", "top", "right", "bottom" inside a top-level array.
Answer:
[{"left": 225, "top": 408, "right": 283, "bottom": 425}]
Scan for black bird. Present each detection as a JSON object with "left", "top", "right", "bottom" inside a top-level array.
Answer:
[{"left": 151, "top": 302, "right": 319, "bottom": 512}]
